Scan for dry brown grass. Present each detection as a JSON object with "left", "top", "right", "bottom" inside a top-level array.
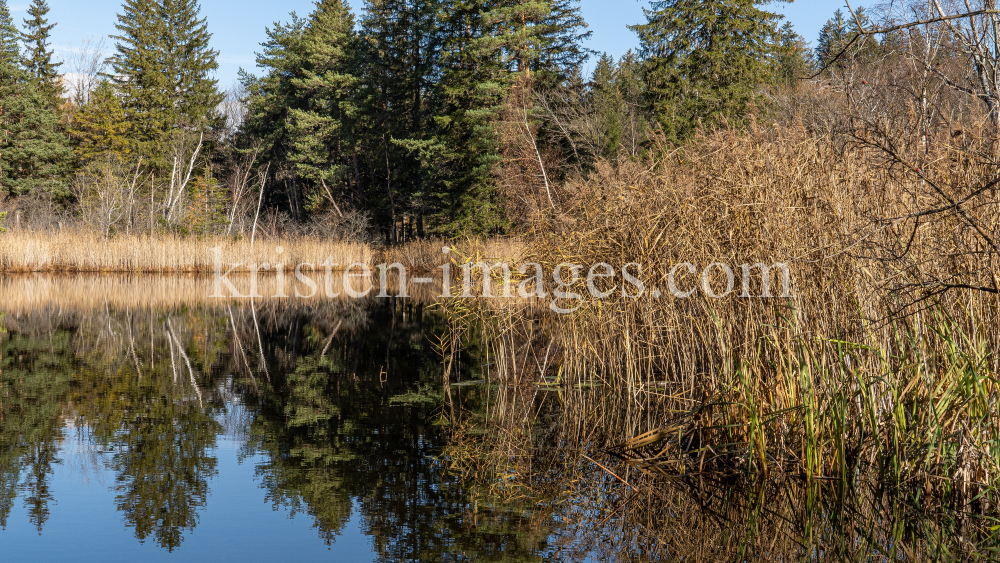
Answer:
[
  {"left": 0, "top": 229, "right": 372, "bottom": 272},
  {"left": 379, "top": 237, "right": 526, "bottom": 273},
  {"left": 451, "top": 123, "right": 1000, "bottom": 503}
]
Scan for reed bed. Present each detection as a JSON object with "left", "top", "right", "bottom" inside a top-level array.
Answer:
[
  {"left": 446, "top": 124, "right": 1000, "bottom": 508},
  {"left": 0, "top": 229, "right": 372, "bottom": 272},
  {"left": 378, "top": 236, "right": 526, "bottom": 272}
]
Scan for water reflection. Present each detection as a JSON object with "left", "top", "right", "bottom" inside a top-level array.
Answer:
[
  {"left": 0, "top": 283, "right": 553, "bottom": 560},
  {"left": 2, "top": 276, "right": 996, "bottom": 561}
]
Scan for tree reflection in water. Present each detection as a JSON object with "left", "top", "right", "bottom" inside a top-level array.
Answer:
[
  {"left": 7, "top": 293, "right": 986, "bottom": 561},
  {"left": 0, "top": 297, "right": 555, "bottom": 560}
]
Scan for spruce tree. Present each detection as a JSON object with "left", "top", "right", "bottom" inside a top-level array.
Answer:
[
  {"left": 20, "top": 0, "right": 62, "bottom": 103},
  {"left": 630, "top": 0, "right": 784, "bottom": 140},
  {"left": 775, "top": 21, "right": 809, "bottom": 87},
  {"left": 815, "top": 7, "right": 886, "bottom": 70},
  {"left": 815, "top": 9, "right": 848, "bottom": 68},
  {"left": 0, "top": 0, "right": 18, "bottom": 66},
  {"left": 0, "top": 62, "right": 72, "bottom": 198},
  {"left": 590, "top": 53, "right": 624, "bottom": 160},
  {"left": 0, "top": 0, "right": 70, "bottom": 199},
  {"left": 109, "top": 0, "right": 222, "bottom": 164},
  {"left": 536, "top": 0, "right": 592, "bottom": 86},
  {"left": 417, "top": 0, "right": 507, "bottom": 235},
  {"left": 162, "top": 0, "right": 222, "bottom": 129},
  {"left": 357, "top": 0, "right": 441, "bottom": 235}
]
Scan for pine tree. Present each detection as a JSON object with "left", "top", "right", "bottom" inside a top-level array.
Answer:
[
  {"left": 287, "top": 0, "right": 359, "bottom": 214},
  {"left": 69, "top": 80, "right": 134, "bottom": 163},
  {"left": 20, "top": 0, "right": 62, "bottom": 104},
  {"left": 109, "top": 0, "right": 222, "bottom": 164},
  {"left": 471, "top": 0, "right": 590, "bottom": 80},
  {"left": 630, "top": 0, "right": 784, "bottom": 140},
  {"left": 239, "top": 14, "right": 308, "bottom": 217}
]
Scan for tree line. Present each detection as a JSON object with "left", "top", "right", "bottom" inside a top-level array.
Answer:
[{"left": 2, "top": 0, "right": 886, "bottom": 240}]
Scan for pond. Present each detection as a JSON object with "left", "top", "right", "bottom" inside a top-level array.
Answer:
[{"left": 0, "top": 276, "right": 996, "bottom": 562}]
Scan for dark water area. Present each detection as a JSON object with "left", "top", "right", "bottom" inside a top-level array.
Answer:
[
  {"left": 0, "top": 293, "right": 557, "bottom": 562},
  {"left": 1, "top": 277, "right": 997, "bottom": 562}
]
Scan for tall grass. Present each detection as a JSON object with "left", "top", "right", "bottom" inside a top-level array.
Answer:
[
  {"left": 0, "top": 229, "right": 371, "bottom": 272},
  {"left": 445, "top": 124, "right": 1000, "bottom": 504}
]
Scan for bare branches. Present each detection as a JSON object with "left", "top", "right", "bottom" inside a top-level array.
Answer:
[{"left": 164, "top": 133, "right": 204, "bottom": 223}]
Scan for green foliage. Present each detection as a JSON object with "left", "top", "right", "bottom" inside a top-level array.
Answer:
[
  {"left": 774, "top": 21, "right": 809, "bottom": 87},
  {"left": 0, "top": 58, "right": 72, "bottom": 198},
  {"left": 0, "top": 0, "right": 19, "bottom": 66},
  {"left": 815, "top": 8, "right": 848, "bottom": 69},
  {"left": 238, "top": 15, "right": 307, "bottom": 215},
  {"left": 0, "top": 329, "right": 75, "bottom": 530},
  {"left": 0, "top": 210, "right": 7, "bottom": 232},
  {"left": 242, "top": 0, "right": 592, "bottom": 237},
  {"left": 471, "top": 0, "right": 591, "bottom": 86},
  {"left": 109, "top": 0, "right": 222, "bottom": 165},
  {"left": 814, "top": 8, "right": 890, "bottom": 71},
  {"left": 286, "top": 0, "right": 359, "bottom": 213},
  {"left": 69, "top": 80, "right": 134, "bottom": 163},
  {"left": 630, "top": 0, "right": 785, "bottom": 141},
  {"left": 20, "top": 0, "right": 62, "bottom": 105}
]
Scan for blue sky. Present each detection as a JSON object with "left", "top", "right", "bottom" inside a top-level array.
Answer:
[{"left": 9, "top": 0, "right": 856, "bottom": 88}]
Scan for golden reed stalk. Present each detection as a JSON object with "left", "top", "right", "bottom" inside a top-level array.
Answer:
[{"left": 0, "top": 230, "right": 372, "bottom": 273}]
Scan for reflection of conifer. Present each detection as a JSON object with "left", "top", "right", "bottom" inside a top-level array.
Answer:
[{"left": 0, "top": 330, "right": 74, "bottom": 532}]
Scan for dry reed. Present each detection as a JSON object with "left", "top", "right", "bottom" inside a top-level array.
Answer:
[
  {"left": 448, "top": 123, "right": 1000, "bottom": 506},
  {"left": 0, "top": 229, "right": 372, "bottom": 272}
]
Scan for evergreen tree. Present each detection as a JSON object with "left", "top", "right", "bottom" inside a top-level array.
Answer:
[
  {"left": 589, "top": 53, "right": 623, "bottom": 160},
  {"left": 630, "top": 0, "right": 784, "bottom": 140},
  {"left": 815, "top": 7, "right": 888, "bottom": 70},
  {"left": 815, "top": 9, "right": 848, "bottom": 68},
  {"left": 239, "top": 14, "right": 308, "bottom": 217},
  {"left": 162, "top": 0, "right": 222, "bottom": 129},
  {"left": 0, "top": 23, "right": 71, "bottom": 198},
  {"left": 775, "top": 21, "right": 809, "bottom": 87},
  {"left": 416, "top": 0, "right": 507, "bottom": 235},
  {"left": 0, "top": 0, "right": 19, "bottom": 66},
  {"left": 472, "top": 0, "right": 590, "bottom": 82},
  {"left": 109, "top": 0, "right": 222, "bottom": 164},
  {"left": 287, "top": 0, "right": 360, "bottom": 214},
  {"left": 109, "top": 0, "right": 171, "bottom": 160},
  {"left": 357, "top": 0, "right": 441, "bottom": 236},
  {"left": 69, "top": 80, "right": 134, "bottom": 163},
  {"left": 20, "top": 0, "right": 62, "bottom": 103}
]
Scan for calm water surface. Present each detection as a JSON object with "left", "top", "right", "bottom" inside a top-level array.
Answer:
[
  {"left": 1, "top": 276, "right": 996, "bottom": 562},
  {"left": 0, "top": 285, "right": 556, "bottom": 562}
]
